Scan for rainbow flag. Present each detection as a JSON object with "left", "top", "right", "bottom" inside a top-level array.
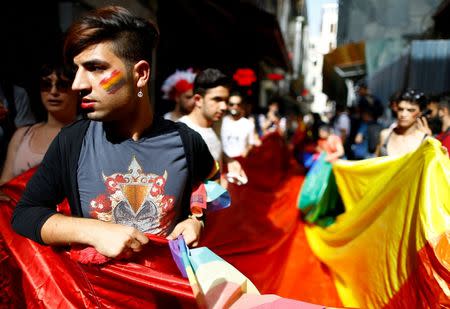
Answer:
[
  {"left": 305, "top": 138, "right": 450, "bottom": 308},
  {"left": 169, "top": 236, "right": 343, "bottom": 309}
]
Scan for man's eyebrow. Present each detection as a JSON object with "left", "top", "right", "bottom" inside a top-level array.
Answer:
[
  {"left": 212, "top": 96, "right": 227, "bottom": 101},
  {"left": 80, "top": 59, "right": 109, "bottom": 67}
]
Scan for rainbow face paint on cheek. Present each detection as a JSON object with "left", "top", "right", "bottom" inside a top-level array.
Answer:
[{"left": 99, "top": 70, "right": 126, "bottom": 94}]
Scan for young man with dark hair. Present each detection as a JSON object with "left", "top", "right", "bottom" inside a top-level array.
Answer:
[
  {"left": 179, "top": 68, "right": 230, "bottom": 162},
  {"left": 179, "top": 68, "right": 247, "bottom": 185},
  {"left": 12, "top": 6, "right": 216, "bottom": 258}
]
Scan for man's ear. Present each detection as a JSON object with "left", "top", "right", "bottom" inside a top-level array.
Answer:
[
  {"left": 134, "top": 60, "right": 150, "bottom": 88},
  {"left": 193, "top": 93, "right": 203, "bottom": 108}
]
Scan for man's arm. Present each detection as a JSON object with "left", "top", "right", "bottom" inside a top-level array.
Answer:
[
  {"left": 41, "top": 214, "right": 148, "bottom": 257},
  {"left": 11, "top": 131, "right": 150, "bottom": 257},
  {"left": 167, "top": 127, "right": 216, "bottom": 246},
  {"left": 375, "top": 129, "right": 388, "bottom": 157}
]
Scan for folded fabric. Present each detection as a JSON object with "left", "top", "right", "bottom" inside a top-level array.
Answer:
[
  {"left": 305, "top": 138, "right": 450, "bottom": 308},
  {"left": 70, "top": 233, "right": 169, "bottom": 265},
  {"left": 298, "top": 153, "right": 343, "bottom": 226}
]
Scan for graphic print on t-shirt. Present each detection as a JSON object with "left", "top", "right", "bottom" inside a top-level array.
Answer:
[{"left": 89, "top": 155, "right": 175, "bottom": 234}]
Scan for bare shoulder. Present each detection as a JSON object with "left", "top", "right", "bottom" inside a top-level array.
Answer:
[
  {"left": 10, "top": 125, "right": 32, "bottom": 143},
  {"left": 380, "top": 128, "right": 390, "bottom": 138},
  {"left": 378, "top": 128, "right": 390, "bottom": 143}
]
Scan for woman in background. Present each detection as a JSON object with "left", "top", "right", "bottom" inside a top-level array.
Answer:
[{"left": 0, "top": 63, "right": 78, "bottom": 186}]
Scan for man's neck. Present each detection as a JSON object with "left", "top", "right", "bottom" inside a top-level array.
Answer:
[
  {"left": 107, "top": 98, "right": 154, "bottom": 140},
  {"left": 188, "top": 110, "right": 212, "bottom": 128},
  {"left": 395, "top": 123, "right": 418, "bottom": 136},
  {"left": 231, "top": 114, "right": 242, "bottom": 121},
  {"left": 170, "top": 109, "right": 183, "bottom": 122}
]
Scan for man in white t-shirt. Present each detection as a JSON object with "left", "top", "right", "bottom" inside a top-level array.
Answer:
[
  {"left": 221, "top": 91, "right": 256, "bottom": 158},
  {"left": 179, "top": 69, "right": 247, "bottom": 184}
]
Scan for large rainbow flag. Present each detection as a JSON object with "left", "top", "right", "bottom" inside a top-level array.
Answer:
[
  {"left": 0, "top": 132, "right": 341, "bottom": 308},
  {"left": 4, "top": 133, "right": 447, "bottom": 308},
  {"left": 304, "top": 138, "right": 450, "bottom": 308}
]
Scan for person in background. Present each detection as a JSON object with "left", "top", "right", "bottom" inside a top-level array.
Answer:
[
  {"left": 12, "top": 6, "right": 216, "bottom": 258},
  {"left": 179, "top": 68, "right": 247, "bottom": 185},
  {"left": 161, "top": 68, "right": 196, "bottom": 122},
  {"left": 436, "top": 95, "right": 450, "bottom": 156},
  {"left": 315, "top": 124, "right": 345, "bottom": 162},
  {"left": 380, "top": 90, "right": 401, "bottom": 129},
  {"left": 424, "top": 93, "right": 443, "bottom": 136},
  {"left": 376, "top": 89, "right": 429, "bottom": 157},
  {"left": 332, "top": 102, "right": 351, "bottom": 157},
  {"left": 0, "top": 63, "right": 78, "bottom": 187},
  {"left": 259, "top": 100, "right": 286, "bottom": 137},
  {"left": 354, "top": 79, "right": 384, "bottom": 122},
  {"left": 351, "top": 109, "right": 382, "bottom": 160},
  {"left": 221, "top": 90, "right": 258, "bottom": 159},
  {"left": 0, "top": 77, "right": 36, "bottom": 169}
]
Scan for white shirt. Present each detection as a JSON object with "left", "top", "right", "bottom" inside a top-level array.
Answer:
[
  {"left": 178, "top": 116, "right": 222, "bottom": 162},
  {"left": 221, "top": 115, "right": 255, "bottom": 158}
]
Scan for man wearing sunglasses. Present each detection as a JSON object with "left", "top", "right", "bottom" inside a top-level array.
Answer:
[{"left": 221, "top": 90, "right": 258, "bottom": 159}]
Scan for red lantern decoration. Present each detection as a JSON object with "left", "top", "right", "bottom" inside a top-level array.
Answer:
[{"left": 233, "top": 68, "right": 257, "bottom": 86}]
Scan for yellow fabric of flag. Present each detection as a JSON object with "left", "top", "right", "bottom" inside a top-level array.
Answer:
[{"left": 305, "top": 138, "right": 450, "bottom": 309}]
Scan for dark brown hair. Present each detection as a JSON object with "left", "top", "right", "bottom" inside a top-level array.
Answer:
[
  {"left": 193, "top": 68, "right": 231, "bottom": 97},
  {"left": 400, "top": 89, "right": 427, "bottom": 111},
  {"left": 64, "top": 6, "right": 159, "bottom": 67}
]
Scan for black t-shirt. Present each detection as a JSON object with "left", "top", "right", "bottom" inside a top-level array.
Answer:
[
  {"left": 78, "top": 121, "right": 188, "bottom": 236},
  {"left": 12, "top": 118, "right": 215, "bottom": 244}
]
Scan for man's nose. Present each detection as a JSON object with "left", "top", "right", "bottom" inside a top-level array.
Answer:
[
  {"left": 220, "top": 101, "right": 228, "bottom": 111},
  {"left": 72, "top": 70, "right": 89, "bottom": 92}
]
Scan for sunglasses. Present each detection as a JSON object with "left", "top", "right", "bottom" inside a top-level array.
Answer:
[
  {"left": 227, "top": 102, "right": 241, "bottom": 107},
  {"left": 401, "top": 90, "right": 425, "bottom": 102},
  {"left": 40, "top": 79, "right": 72, "bottom": 92}
]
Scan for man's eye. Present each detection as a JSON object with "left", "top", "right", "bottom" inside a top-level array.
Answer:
[{"left": 86, "top": 65, "right": 105, "bottom": 72}]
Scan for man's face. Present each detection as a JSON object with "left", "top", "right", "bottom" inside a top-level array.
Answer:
[
  {"left": 176, "top": 89, "right": 195, "bottom": 115},
  {"left": 72, "top": 42, "right": 136, "bottom": 122},
  {"left": 227, "top": 95, "right": 244, "bottom": 118},
  {"left": 438, "top": 105, "right": 449, "bottom": 121},
  {"left": 427, "top": 102, "right": 439, "bottom": 118},
  {"left": 397, "top": 101, "right": 420, "bottom": 128},
  {"left": 198, "top": 86, "right": 229, "bottom": 124}
]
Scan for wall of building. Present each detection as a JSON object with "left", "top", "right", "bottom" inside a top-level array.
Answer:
[{"left": 337, "top": 0, "right": 441, "bottom": 45}]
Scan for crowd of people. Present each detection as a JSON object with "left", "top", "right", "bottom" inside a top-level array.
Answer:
[
  {"left": 0, "top": 4, "right": 448, "bottom": 307},
  {"left": 287, "top": 82, "right": 450, "bottom": 168}
]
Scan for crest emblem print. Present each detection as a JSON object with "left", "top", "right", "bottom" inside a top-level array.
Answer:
[{"left": 89, "top": 156, "right": 175, "bottom": 225}]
